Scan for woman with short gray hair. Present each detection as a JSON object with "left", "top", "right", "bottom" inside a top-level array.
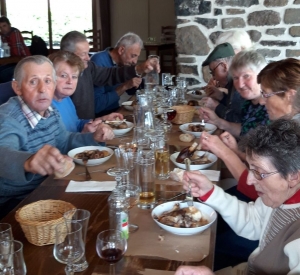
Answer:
[{"left": 200, "top": 50, "right": 269, "bottom": 138}]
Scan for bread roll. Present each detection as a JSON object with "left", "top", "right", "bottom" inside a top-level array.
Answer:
[
  {"left": 179, "top": 133, "right": 195, "bottom": 142},
  {"left": 169, "top": 168, "right": 185, "bottom": 182},
  {"left": 54, "top": 157, "right": 75, "bottom": 178}
]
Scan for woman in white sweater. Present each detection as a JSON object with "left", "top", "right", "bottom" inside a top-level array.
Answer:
[{"left": 182, "top": 118, "right": 300, "bottom": 274}]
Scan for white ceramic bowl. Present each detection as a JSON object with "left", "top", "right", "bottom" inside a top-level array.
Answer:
[
  {"left": 187, "top": 90, "right": 205, "bottom": 99},
  {"left": 152, "top": 201, "right": 216, "bottom": 235},
  {"left": 170, "top": 151, "right": 217, "bottom": 170},
  {"left": 112, "top": 121, "right": 134, "bottom": 136},
  {"left": 68, "top": 146, "right": 114, "bottom": 166},
  {"left": 179, "top": 123, "right": 217, "bottom": 138},
  {"left": 122, "top": 101, "right": 134, "bottom": 111}
]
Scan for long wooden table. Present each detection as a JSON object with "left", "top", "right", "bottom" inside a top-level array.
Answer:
[
  {"left": 1, "top": 177, "right": 216, "bottom": 275},
  {"left": 0, "top": 105, "right": 219, "bottom": 275}
]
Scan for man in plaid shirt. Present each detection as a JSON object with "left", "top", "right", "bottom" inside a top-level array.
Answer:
[{"left": 0, "top": 16, "right": 30, "bottom": 56}]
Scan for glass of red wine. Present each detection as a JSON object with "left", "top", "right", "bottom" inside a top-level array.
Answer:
[{"left": 96, "top": 229, "right": 127, "bottom": 275}]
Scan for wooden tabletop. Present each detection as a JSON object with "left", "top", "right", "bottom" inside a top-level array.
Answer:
[{"left": 1, "top": 176, "right": 216, "bottom": 275}]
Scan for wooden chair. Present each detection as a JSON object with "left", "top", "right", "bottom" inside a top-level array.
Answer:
[
  {"left": 83, "top": 29, "right": 102, "bottom": 52},
  {"left": 160, "top": 26, "right": 176, "bottom": 75},
  {"left": 20, "top": 31, "right": 33, "bottom": 47}
]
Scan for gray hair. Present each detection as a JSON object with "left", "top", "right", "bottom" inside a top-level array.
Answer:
[
  {"left": 239, "top": 119, "right": 300, "bottom": 179},
  {"left": 60, "top": 31, "right": 87, "bottom": 52},
  {"left": 215, "top": 56, "right": 233, "bottom": 67},
  {"left": 229, "top": 50, "right": 267, "bottom": 75},
  {"left": 13, "top": 55, "right": 56, "bottom": 83},
  {"left": 216, "top": 30, "right": 253, "bottom": 52},
  {"left": 115, "top": 32, "right": 143, "bottom": 49}
]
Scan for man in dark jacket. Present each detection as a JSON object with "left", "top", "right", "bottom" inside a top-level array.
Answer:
[{"left": 60, "top": 31, "right": 157, "bottom": 119}]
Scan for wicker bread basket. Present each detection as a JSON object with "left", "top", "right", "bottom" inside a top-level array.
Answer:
[
  {"left": 171, "top": 105, "right": 195, "bottom": 124},
  {"left": 15, "top": 200, "right": 76, "bottom": 246}
]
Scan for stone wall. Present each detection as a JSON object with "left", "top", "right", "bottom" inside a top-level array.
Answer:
[{"left": 174, "top": 0, "right": 300, "bottom": 88}]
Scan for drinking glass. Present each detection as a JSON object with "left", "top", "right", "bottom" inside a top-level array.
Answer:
[
  {"left": 53, "top": 221, "right": 85, "bottom": 275},
  {"left": 154, "top": 137, "right": 170, "bottom": 180},
  {"left": 137, "top": 155, "right": 156, "bottom": 209},
  {"left": 116, "top": 184, "right": 140, "bottom": 233},
  {"left": 63, "top": 209, "right": 91, "bottom": 272},
  {"left": 0, "top": 223, "right": 13, "bottom": 243},
  {"left": 0, "top": 240, "right": 27, "bottom": 275},
  {"left": 107, "top": 148, "right": 130, "bottom": 186},
  {"left": 144, "top": 55, "right": 159, "bottom": 90},
  {"left": 162, "top": 73, "right": 175, "bottom": 86},
  {"left": 96, "top": 229, "right": 127, "bottom": 275},
  {"left": 159, "top": 97, "right": 173, "bottom": 132}
]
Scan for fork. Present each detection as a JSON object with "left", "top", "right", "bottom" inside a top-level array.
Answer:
[
  {"left": 82, "top": 156, "right": 91, "bottom": 181},
  {"left": 182, "top": 158, "right": 194, "bottom": 206}
]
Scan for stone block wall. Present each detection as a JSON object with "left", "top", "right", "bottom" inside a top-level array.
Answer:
[{"left": 174, "top": 0, "right": 300, "bottom": 88}]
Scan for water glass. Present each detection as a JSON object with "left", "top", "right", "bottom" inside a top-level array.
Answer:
[
  {"left": 154, "top": 137, "right": 170, "bottom": 180},
  {"left": 63, "top": 209, "right": 91, "bottom": 272},
  {"left": 53, "top": 221, "right": 85, "bottom": 275},
  {"left": 0, "top": 240, "right": 26, "bottom": 275},
  {"left": 144, "top": 55, "right": 159, "bottom": 88},
  {"left": 0, "top": 223, "right": 13, "bottom": 243},
  {"left": 133, "top": 127, "right": 149, "bottom": 149},
  {"left": 137, "top": 155, "right": 156, "bottom": 209}
]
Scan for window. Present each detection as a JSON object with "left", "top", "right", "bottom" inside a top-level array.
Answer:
[{"left": 6, "top": 0, "right": 92, "bottom": 49}]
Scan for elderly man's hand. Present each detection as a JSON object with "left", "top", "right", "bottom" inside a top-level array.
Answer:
[
  {"left": 175, "top": 265, "right": 214, "bottom": 275},
  {"left": 124, "top": 77, "right": 142, "bottom": 89},
  {"left": 23, "top": 145, "right": 66, "bottom": 176},
  {"left": 135, "top": 57, "right": 161, "bottom": 74},
  {"left": 93, "top": 123, "right": 115, "bottom": 142},
  {"left": 205, "top": 85, "right": 224, "bottom": 101},
  {"left": 183, "top": 171, "right": 214, "bottom": 198},
  {"left": 200, "top": 97, "right": 219, "bottom": 111}
]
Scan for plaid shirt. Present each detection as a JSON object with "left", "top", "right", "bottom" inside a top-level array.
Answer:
[
  {"left": 1, "top": 27, "right": 31, "bottom": 57},
  {"left": 18, "top": 96, "right": 53, "bottom": 129}
]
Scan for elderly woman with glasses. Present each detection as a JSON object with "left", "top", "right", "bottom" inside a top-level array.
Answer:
[
  {"left": 200, "top": 50, "right": 270, "bottom": 138},
  {"left": 183, "top": 119, "right": 300, "bottom": 274}
]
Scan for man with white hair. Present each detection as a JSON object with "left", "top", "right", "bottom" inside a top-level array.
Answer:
[
  {"left": 91, "top": 32, "right": 143, "bottom": 116},
  {"left": 60, "top": 31, "right": 157, "bottom": 119},
  {"left": 0, "top": 55, "right": 114, "bottom": 219}
]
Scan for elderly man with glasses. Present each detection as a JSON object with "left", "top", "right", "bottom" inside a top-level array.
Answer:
[{"left": 201, "top": 42, "right": 244, "bottom": 123}]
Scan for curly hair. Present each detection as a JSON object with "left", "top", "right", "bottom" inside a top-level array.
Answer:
[{"left": 239, "top": 119, "right": 300, "bottom": 179}]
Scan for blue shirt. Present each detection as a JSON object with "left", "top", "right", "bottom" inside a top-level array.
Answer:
[{"left": 52, "top": 97, "right": 89, "bottom": 132}]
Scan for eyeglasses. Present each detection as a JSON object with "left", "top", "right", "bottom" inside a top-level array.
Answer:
[
  {"left": 210, "top": 62, "right": 223, "bottom": 76},
  {"left": 260, "top": 90, "right": 286, "bottom": 98},
  {"left": 249, "top": 169, "right": 279, "bottom": 180}
]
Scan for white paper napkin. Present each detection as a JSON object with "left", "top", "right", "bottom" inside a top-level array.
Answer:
[
  {"left": 199, "top": 170, "right": 220, "bottom": 182},
  {"left": 65, "top": 181, "right": 116, "bottom": 192}
]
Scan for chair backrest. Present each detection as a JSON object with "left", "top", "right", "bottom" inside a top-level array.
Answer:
[
  {"left": 30, "top": 35, "right": 49, "bottom": 56},
  {"left": 20, "top": 31, "right": 33, "bottom": 46},
  {"left": 0, "top": 81, "right": 15, "bottom": 105},
  {"left": 83, "top": 29, "right": 102, "bottom": 51},
  {"left": 161, "top": 26, "right": 176, "bottom": 43}
]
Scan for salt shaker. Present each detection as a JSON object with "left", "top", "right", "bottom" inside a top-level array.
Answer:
[{"left": 108, "top": 189, "right": 129, "bottom": 239}]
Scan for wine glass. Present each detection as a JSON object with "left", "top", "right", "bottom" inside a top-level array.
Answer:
[
  {"left": 0, "top": 240, "right": 27, "bottom": 275},
  {"left": 96, "top": 229, "right": 127, "bottom": 275},
  {"left": 53, "top": 221, "right": 85, "bottom": 275},
  {"left": 116, "top": 184, "right": 140, "bottom": 233},
  {"left": 63, "top": 209, "right": 90, "bottom": 272}
]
